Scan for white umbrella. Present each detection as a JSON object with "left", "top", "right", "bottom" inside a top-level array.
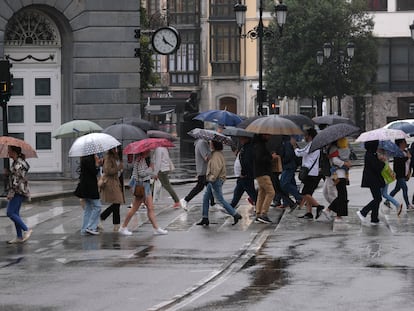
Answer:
[
  {"left": 69, "top": 133, "right": 121, "bottom": 157},
  {"left": 355, "top": 128, "right": 408, "bottom": 143}
]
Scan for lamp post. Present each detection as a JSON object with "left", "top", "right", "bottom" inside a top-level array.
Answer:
[
  {"left": 316, "top": 41, "right": 354, "bottom": 116},
  {"left": 234, "top": 1, "right": 287, "bottom": 116}
]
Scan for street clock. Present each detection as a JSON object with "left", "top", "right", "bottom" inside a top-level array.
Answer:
[{"left": 151, "top": 26, "right": 181, "bottom": 55}]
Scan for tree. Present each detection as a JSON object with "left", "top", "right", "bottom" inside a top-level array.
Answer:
[
  {"left": 265, "top": 0, "right": 377, "bottom": 114},
  {"left": 140, "top": 7, "right": 158, "bottom": 91}
]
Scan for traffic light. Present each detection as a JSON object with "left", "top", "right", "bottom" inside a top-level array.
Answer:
[{"left": 0, "top": 59, "right": 12, "bottom": 102}]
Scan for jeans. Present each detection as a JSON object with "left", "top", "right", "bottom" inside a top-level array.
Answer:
[
  {"left": 7, "top": 194, "right": 28, "bottom": 238},
  {"left": 390, "top": 177, "right": 409, "bottom": 207},
  {"left": 381, "top": 184, "right": 400, "bottom": 208},
  {"left": 280, "top": 168, "right": 302, "bottom": 204},
  {"left": 230, "top": 177, "right": 257, "bottom": 207},
  {"left": 202, "top": 179, "right": 236, "bottom": 218},
  {"left": 184, "top": 175, "right": 214, "bottom": 205},
  {"left": 81, "top": 199, "right": 102, "bottom": 233}
]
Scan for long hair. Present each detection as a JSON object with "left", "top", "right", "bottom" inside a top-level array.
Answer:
[{"left": 9, "top": 145, "right": 26, "bottom": 160}]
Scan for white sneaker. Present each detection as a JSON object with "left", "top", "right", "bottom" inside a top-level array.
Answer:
[
  {"left": 118, "top": 226, "right": 132, "bottom": 236},
  {"left": 180, "top": 198, "right": 188, "bottom": 211},
  {"left": 153, "top": 227, "right": 168, "bottom": 235},
  {"left": 356, "top": 211, "right": 366, "bottom": 223}
]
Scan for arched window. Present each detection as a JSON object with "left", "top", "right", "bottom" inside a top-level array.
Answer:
[
  {"left": 5, "top": 9, "right": 60, "bottom": 46},
  {"left": 219, "top": 96, "right": 237, "bottom": 114}
]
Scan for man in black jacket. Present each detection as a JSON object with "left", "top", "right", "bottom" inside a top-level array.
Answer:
[{"left": 253, "top": 134, "right": 275, "bottom": 223}]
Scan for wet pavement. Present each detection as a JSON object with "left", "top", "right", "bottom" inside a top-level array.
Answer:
[{"left": 1, "top": 145, "right": 414, "bottom": 310}]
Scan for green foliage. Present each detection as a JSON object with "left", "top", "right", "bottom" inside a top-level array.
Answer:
[
  {"left": 140, "top": 7, "right": 158, "bottom": 91},
  {"left": 265, "top": 0, "right": 377, "bottom": 100}
]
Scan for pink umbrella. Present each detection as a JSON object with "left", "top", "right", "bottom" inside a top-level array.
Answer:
[{"left": 123, "top": 138, "right": 175, "bottom": 155}]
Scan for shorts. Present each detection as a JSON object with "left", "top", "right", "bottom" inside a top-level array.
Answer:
[{"left": 301, "top": 175, "right": 321, "bottom": 195}]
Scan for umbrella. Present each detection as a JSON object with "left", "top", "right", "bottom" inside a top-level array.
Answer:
[
  {"left": 53, "top": 120, "right": 103, "bottom": 139},
  {"left": 355, "top": 128, "right": 408, "bottom": 143},
  {"left": 193, "top": 110, "right": 243, "bottom": 126},
  {"left": 187, "top": 128, "right": 234, "bottom": 146},
  {"left": 147, "top": 130, "right": 177, "bottom": 141},
  {"left": 236, "top": 115, "right": 264, "bottom": 129},
  {"left": 68, "top": 133, "right": 121, "bottom": 157},
  {"left": 0, "top": 136, "right": 37, "bottom": 158},
  {"left": 245, "top": 115, "right": 304, "bottom": 136},
  {"left": 116, "top": 117, "right": 158, "bottom": 132},
  {"left": 309, "top": 123, "right": 360, "bottom": 153},
  {"left": 102, "top": 124, "right": 147, "bottom": 147},
  {"left": 123, "top": 138, "right": 175, "bottom": 155},
  {"left": 280, "top": 114, "right": 314, "bottom": 129},
  {"left": 312, "top": 115, "right": 355, "bottom": 126},
  {"left": 385, "top": 121, "right": 414, "bottom": 135},
  {"left": 378, "top": 140, "right": 404, "bottom": 157},
  {"left": 221, "top": 126, "right": 254, "bottom": 138}
]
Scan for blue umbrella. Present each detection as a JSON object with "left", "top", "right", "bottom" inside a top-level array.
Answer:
[
  {"left": 387, "top": 121, "right": 414, "bottom": 135},
  {"left": 193, "top": 110, "right": 243, "bottom": 126},
  {"left": 378, "top": 140, "right": 404, "bottom": 157}
]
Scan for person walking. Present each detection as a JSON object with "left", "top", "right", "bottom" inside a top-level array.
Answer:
[
  {"left": 279, "top": 135, "right": 302, "bottom": 209},
  {"left": 293, "top": 128, "right": 324, "bottom": 220},
  {"left": 75, "top": 153, "right": 102, "bottom": 235},
  {"left": 387, "top": 138, "right": 413, "bottom": 215},
  {"left": 230, "top": 135, "right": 257, "bottom": 210},
  {"left": 326, "top": 139, "right": 352, "bottom": 223},
  {"left": 253, "top": 134, "right": 275, "bottom": 224},
  {"left": 197, "top": 140, "right": 242, "bottom": 226},
  {"left": 180, "top": 138, "right": 214, "bottom": 210},
  {"left": 119, "top": 151, "right": 168, "bottom": 236},
  {"left": 357, "top": 140, "right": 385, "bottom": 225},
  {"left": 99, "top": 147, "right": 125, "bottom": 232},
  {"left": 5, "top": 146, "right": 33, "bottom": 244},
  {"left": 152, "top": 146, "right": 181, "bottom": 208}
]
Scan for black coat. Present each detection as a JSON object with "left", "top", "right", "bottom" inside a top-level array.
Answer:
[
  {"left": 361, "top": 151, "right": 385, "bottom": 189},
  {"left": 254, "top": 139, "right": 272, "bottom": 178},
  {"left": 239, "top": 142, "right": 255, "bottom": 179},
  {"left": 75, "top": 155, "right": 100, "bottom": 199}
]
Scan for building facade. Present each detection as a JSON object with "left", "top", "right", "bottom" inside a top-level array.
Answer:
[{"left": 0, "top": 0, "right": 140, "bottom": 177}]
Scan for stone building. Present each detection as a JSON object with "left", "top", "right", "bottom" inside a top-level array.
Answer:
[{"left": 0, "top": 0, "right": 140, "bottom": 177}]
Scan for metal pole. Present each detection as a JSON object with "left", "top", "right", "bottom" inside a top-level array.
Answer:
[
  {"left": 257, "top": 0, "right": 264, "bottom": 116},
  {"left": 1, "top": 101, "right": 8, "bottom": 195}
]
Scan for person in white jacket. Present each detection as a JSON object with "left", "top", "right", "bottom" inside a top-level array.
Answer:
[{"left": 152, "top": 146, "right": 181, "bottom": 208}]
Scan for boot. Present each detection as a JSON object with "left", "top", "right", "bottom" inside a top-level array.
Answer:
[
  {"left": 196, "top": 218, "right": 209, "bottom": 226},
  {"left": 232, "top": 213, "right": 242, "bottom": 225}
]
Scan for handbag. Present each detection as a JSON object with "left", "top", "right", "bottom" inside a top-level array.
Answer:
[
  {"left": 298, "top": 157, "right": 318, "bottom": 182},
  {"left": 381, "top": 162, "right": 396, "bottom": 184},
  {"left": 133, "top": 181, "right": 145, "bottom": 199}
]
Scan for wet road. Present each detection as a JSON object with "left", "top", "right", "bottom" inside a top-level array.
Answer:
[{"left": 1, "top": 166, "right": 414, "bottom": 310}]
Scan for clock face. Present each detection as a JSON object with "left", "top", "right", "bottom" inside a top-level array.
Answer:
[{"left": 152, "top": 27, "right": 181, "bottom": 55}]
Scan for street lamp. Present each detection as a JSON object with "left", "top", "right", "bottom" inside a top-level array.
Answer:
[
  {"left": 234, "top": 1, "right": 287, "bottom": 116},
  {"left": 316, "top": 41, "right": 354, "bottom": 116}
]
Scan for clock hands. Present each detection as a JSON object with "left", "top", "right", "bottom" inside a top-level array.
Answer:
[{"left": 162, "top": 36, "right": 174, "bottom": 47}]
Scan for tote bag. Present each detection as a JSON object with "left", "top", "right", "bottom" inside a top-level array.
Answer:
[{"left": 381, "top": 163, "right": 396, "bottom": 184}]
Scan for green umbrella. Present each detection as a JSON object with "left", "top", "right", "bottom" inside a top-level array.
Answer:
[{"left": 53, "top": 120, "right": 103, "bottom": 139}]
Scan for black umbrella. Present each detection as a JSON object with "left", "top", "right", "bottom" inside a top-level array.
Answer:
[
  {"left": 309, "top": 123, "right": 360, "bottom": 153},
  {"left": 116, "top": 117, "right": 158, "bottom": 131},
  {"left": 236, "top": 116, "right": 264, "bottom": 129},
  {"left": 103, "top": 123, "right": 148, "bottom": 147},
  {"left": 312, "top": 115, "right": 355, "bottom": 126},
  {"left": 280, "top": 114, "right": 314, "bottom": 129}
]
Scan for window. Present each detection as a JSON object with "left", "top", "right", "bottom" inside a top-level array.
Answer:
[
  {"left": 209, "top": 1, "right": 240, "bottom": 76},
  {"left": 397, "top": 0, "right": 414, "bottom": 11},
  {"left": 8, "top": 106, "right": 24, "bottom": 123},
  {"left": 35, "top": 105, "right": 51, "bottom": 123},
  {"left": 35, "top": 78, "right": 51, "bottom": 96},
  {"left": 376, "top": 38, "right": 414, "bottom": 92},
  {"left": 169, "top": 30, "right": 200, "bottom": 85},
  {"left": 11, "top": 78, "right": 23, "bottom": 96},
  {"left": 367, "top": 0, "right": 387, "bottom": 11},
  {"left": 36, "top": 132, "right": 51, "bottom": 150}
]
